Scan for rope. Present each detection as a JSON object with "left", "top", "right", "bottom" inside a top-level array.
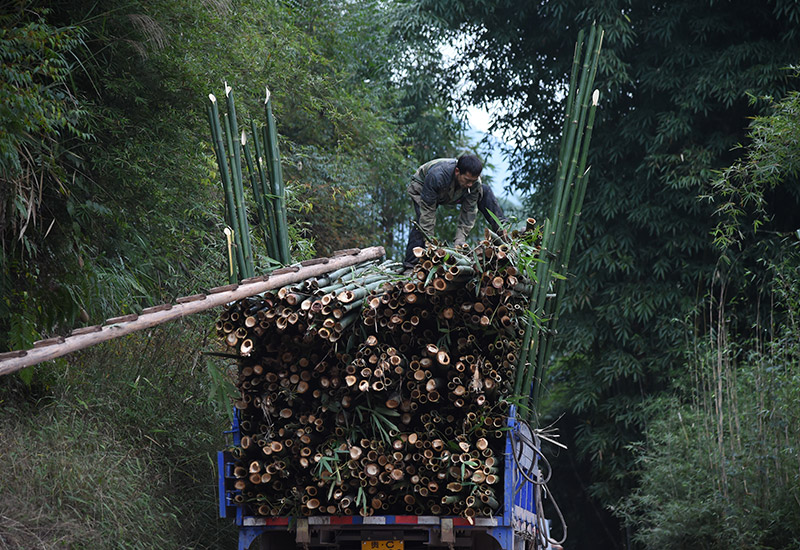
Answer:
[
  {"left": 510, "top": 419, "right": 568, "bottom": 548},
  {"left": 510, "top": 422, "right": 551, "bottom": 485}
]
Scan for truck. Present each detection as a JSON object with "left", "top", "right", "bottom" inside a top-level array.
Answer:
[{"left": 213, "top": 241, "right": 564, "bottom": 550}]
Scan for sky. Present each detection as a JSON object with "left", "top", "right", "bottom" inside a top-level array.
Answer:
[
  {"left": 437, "top": 39, "right": 525, "bottom": 212},
  {"left": 466, "top": 107, "right": 523, "bottom": 210}
]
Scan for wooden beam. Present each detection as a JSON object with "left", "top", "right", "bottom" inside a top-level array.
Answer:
[{"left": 0, "top": 247, "right": 385, "bottom": 376}]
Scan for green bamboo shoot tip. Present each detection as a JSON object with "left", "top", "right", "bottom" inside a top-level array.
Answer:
[
  {"left": 264, "top": 86, "right": 271, "bottom": 104},
  {"left": 209, "top": 93, "right": 217, "bottom": 103},
  {"left": 241, "top": 130, "right": 247, "bottom": 145},
  {"left": 225, "top": 81, "right": 232, "bottom": 97},
  {"left": 592, "top": 89, "right": 600, "bottom": 106}
]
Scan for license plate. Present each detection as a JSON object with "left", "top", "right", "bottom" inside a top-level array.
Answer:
[{"left": 361, "top": 540, "right": 404, "bottom": 550}]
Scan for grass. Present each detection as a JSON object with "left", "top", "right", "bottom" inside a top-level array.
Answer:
[{"left": 0, "top": 314, "right": 238, "bottom": 549}]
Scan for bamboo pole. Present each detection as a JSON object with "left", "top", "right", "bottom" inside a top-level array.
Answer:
[
  {"left": 511, "top": 25, "right": 603, "bottom": 418},
  {"left": 207, "top": 96, "right": 244, "bottom": 280},
  {"left": 518, "top": 42, "right": 587, "bottom": 399},
  {"left": 525, "top": 26, "right": 604, "bottom": 419},
  {"left": 532, "top": 88, "right": 601, "bottom": 410},
  {"left": 529, "top": 28, "right": 603, "bottom": 415},
  {"left": 217, "top": 237, "right": 550, "bottom": 518},
  {"left": 0, "top": 247, "right": 385, "bottom": 375},
  {"left": 222, "top": 112, "right": 251, "bottom": 277},
  {"left": 263, "top": 87, "right": 290, "bottom": 263},
  {"left": 242, "top": 131, "right": 272, "bottom": 261},
  {"left": 223, "top": 84, "right": 254, "bottom": 277},
  {"left": 250, "top": 120, "right": 279, "bottom": 261},
  {"left": 558, "top": 30, "right": 584, "bottom": 164}
]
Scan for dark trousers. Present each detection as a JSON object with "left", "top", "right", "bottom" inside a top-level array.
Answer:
[{"left": 403, "top": 184, "right": 507, "bottom": 266}]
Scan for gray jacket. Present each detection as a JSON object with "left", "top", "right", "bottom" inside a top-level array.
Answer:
[{"left": 407, "top": 158, "right": 482, "bottom": 244}]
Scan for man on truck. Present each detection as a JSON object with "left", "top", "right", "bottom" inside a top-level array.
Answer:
[{"left": 403, "top": 153, "right": 508, "bottom": 268}]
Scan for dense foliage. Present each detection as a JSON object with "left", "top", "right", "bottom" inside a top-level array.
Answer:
[
  {"left": 0, "top": 0, "right": 465, "bottom": 353},
  {"left": 0, "top": 0, "right": 462, "bottom": 547},
  {"left": 416, "top": 0, "right": 800, "bottom": 547},
  {"left": 619, "top": 90, "right": 800, "bottom": 548},
  {"left": 0, "top": 11, "right": 91, "bottom": 354},
  {"left": 0, "top": 317, "right": 237, "bottom": 549}
]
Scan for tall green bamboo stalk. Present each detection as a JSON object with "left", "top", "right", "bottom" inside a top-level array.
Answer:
[
  {"left": 222, "top": 113, "right": 252, "bottom": 277},
  {"left": 242, "top": 130, "right": 273, "bottom": 261},
  {"left": 530, "top": 28, "right": 603, "bottom": 415},
  {"left": 207, "top": 83, "right": 294, "bottom": 281},
  {"left": 513, "top": 24, "right": 604, "bottom": 422},
  {"left": 531, "top": 89, "right": 600, "bottom": 410},
  {"left": 250, "top": 120, "right": 279, "bottom": 261},
  {"left": 207, "top": 94, "right": 247, "bottom": 281},
  {"left": 264, "top": 88, "right": 290, "bottom": 264},
  {"left": 516, "top": 31, "right": 589, "bottom": 399},
  {"left": 224, "top": 85, "right": 255, "bottom": 278}
]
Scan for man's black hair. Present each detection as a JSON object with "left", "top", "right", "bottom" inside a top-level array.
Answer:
[{"left": 456, "top": 153, "right": 483, "bottom": 176}]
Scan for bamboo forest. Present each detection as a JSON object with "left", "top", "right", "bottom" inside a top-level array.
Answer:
[{"left": 1, "top": 1, "right": 799, "bottom": 549}]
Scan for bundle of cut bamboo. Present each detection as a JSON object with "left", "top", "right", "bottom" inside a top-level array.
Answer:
[{"left": 217, "top": 226, "right": 540, "bottom": 519}]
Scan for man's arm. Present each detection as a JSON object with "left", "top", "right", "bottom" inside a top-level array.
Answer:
[
  {"left": 454, "top": 188, "right": 479, "bottom": 245},
  {"left": 417, "top": 199, "right": 438, "bottom": 237}
]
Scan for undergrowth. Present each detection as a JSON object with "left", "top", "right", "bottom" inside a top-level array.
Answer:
[
  {"left": 617, "top": 246, "right": 800, "bottom": 549},
  {"left": 0, "top": 314, "right": 237, "bottom": 549}
]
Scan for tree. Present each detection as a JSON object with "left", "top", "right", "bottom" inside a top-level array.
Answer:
[
  {"left": 618, "top": 88, "right": 800, "bottom": 549},
  {"left": 0, "top": 8, "right": 92, "bottom": 353},
  {"left": 416, "top": 0, "right": 800, "bottom": 546},
  {"left": 0, "top": 0, "right": 462, "bottom": 352}
]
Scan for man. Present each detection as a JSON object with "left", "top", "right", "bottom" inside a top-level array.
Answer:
[{"left": 403, "top": 153, "right": 507, "bottom": 267}]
